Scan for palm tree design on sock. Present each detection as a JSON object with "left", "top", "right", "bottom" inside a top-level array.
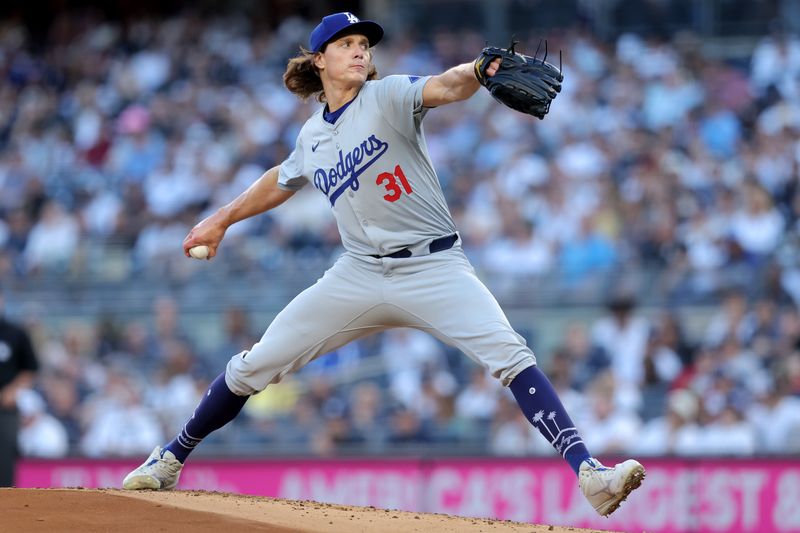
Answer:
[
  {"left": 547, "top": 411, "right": 560, "bottom": 433},
  {"left": 532, "top": 410, "right": 555, "bottom": 441},
  {"left": 531, "top": 409, "right": 582, "bottom": 456}
]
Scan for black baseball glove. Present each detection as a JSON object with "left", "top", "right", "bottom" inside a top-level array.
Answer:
[{"left": 474, "top": 39, "right": 563, "bottom": 119}]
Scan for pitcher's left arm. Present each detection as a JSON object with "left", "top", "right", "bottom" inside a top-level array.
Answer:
[{"left": 421, "top": 58, "right": 500, "bottom": 107}]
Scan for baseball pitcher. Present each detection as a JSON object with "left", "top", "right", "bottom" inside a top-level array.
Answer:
[{"left": 123, "top": 12, "right": 645, "bottom": 517}]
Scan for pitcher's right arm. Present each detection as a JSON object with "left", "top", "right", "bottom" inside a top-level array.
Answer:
[{"left": 183, "top": 165, "right": 295, "bottom": 259}]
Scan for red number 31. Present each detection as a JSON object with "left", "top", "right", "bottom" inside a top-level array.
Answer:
[{"left": 376, "top": 165, "right": 413, "bottom": 202}]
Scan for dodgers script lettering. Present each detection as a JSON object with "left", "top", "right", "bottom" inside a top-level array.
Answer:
[{"left": 313, "top": 134, "right": 389, "bottom": 206}]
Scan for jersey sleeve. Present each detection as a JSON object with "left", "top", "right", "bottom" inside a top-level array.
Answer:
[
  {"left": 278, "top": 135, "right": 308, "bottom": 191},
  {"left": 373, "top": 75, "right": 432, "bottom": 139}
]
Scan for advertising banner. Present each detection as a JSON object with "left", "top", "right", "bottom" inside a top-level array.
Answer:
[{"left": 17, "top": 457, "right": 800, "bottom": 533}]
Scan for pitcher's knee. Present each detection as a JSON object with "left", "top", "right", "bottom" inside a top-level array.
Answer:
[
  {"left": 497, "top": 357, "right": 537, "bottom": 386},
  {"left": 488, "top": 346, "right": 537, "bottom": 386},
  {"left": 470, "top": 329, "right": 537, "bottom": 386},
  {"left": 225, "top": 350, "right": 275, "bottom": 396}
]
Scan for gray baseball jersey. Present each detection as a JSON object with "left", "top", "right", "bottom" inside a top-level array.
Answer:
[
  {"left": 226, "top": 75, "right": 536, "bottom": 396},
  {"left": 278, "top": 75, "right": 456, "bottom": 256}
]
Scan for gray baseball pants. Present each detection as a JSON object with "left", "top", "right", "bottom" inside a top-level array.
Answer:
[{"left": 225, "top": 246, "right": 536, "bottom": 395}]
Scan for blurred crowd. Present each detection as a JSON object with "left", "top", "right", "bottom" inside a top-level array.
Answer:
[
  {"left": 0, "top": 13, "right": 800, "bottom": 304},
  {"left": 2, "top": 11, "right": 800, "bottom": 457},
  {"left": 15, "top": 288, "right": 800, "bottom": 458}
]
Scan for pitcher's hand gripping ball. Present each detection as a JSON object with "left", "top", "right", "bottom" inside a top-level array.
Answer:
[
  {"left": 474, "top": 38, "right": 563, "bottom": 119},
  {"left": 189, "top": 245, "right": 210, "bottom": 260}
]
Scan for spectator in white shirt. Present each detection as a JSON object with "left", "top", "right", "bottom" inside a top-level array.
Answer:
[
  {"left": 729, "top": 182, "right": 785, "bottom": 263},
  {"left": 577, "top": 371, "right": 641, "bottom": 455},
  {"left": 699, "top": 405, "right": 757, "bottom": 456},
  {"left": 635, "top": 388, "right": 701, "bottom": 456},
  {"left": 23, "top": 201, "right": 80, "bottom": 275},
  {"left": 17, "top": 389, "right": 68, "bottom": 458},
  {"left": 747, "top": 376, "right": 800, "bottom": 454},
  {"left": 455, "top": 366, "right": 502, "bottom": 421},
  {"left": 592, "top": 293, "right": 650, "bottom": 410}
]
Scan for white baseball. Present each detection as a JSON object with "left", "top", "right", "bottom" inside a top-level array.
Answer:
[{"left": 189, "top": 245, "right": 210, "bottom": 260}]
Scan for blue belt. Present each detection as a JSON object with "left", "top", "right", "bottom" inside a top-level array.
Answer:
[{"left": 371, "top": 233, "right": 458, "bottom": 259}]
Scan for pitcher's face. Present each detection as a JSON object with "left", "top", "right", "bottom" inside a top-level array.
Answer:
[{"left": 315, "top": 33, "right": 371, "bottom": 88}]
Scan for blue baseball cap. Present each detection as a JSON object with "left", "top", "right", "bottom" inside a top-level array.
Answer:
[{"left": 309, "top": 12, "right": 384, "bottom": 53}]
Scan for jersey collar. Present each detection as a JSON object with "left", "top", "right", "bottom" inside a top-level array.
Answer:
[{"left": 323, "top": 97, "right": 356, "bottom": 124}]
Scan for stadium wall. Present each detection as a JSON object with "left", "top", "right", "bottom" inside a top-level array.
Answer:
[{"left": 18, "top": 457, "right": 800, "bottom": 532}]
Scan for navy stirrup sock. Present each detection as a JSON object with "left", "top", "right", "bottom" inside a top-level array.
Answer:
[
  {"left": 509, "top": 365, "right": 591, "bottom": 476},
  {"left": 164, "top": 373, "right": 249, "bottom": 463}
]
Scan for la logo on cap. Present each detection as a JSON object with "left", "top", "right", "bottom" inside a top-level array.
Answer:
[{"left": 309, "top": 12, "right": 384, "bottom": 52}]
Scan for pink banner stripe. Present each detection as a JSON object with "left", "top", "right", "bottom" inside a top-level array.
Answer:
[{"left": 17, "top": 457, "right": 800, "bottom": 533}]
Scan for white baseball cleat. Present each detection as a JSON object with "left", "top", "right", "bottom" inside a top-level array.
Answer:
[
  {"left": 579, "top": 458, "right": 645, "bottom": 517},
  {"left": 122, "top": 446, "right": 183, "bottom": 490}
]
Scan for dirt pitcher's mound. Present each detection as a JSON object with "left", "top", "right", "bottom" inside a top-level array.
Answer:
[{"left": 0, "top": 488, "right": 614, "bottom": 533}]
